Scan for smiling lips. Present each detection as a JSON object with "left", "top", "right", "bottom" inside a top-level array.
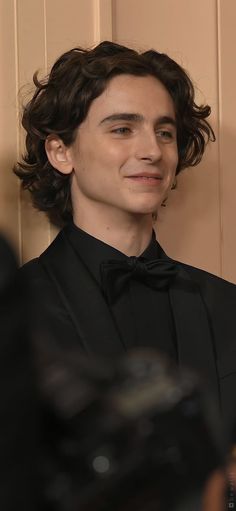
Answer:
[{"left": 126, "top": 172, "right": 163, "bottom": 184}]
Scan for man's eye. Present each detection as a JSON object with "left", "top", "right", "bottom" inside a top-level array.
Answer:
[
  {"left": 156, "top": 130, "right": 175, "bottom": 141},
  {"left": 111, "top": 127, "right": 131, "bottom": 135}
]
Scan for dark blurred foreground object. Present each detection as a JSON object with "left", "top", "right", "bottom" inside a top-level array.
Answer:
[
  {"left": 226, "top": 418, "right": 236, "bottom": 509},
  {"left": 37, "top": 345, "right": 225, "bottom": 511},
  {"left": 0, "top": 235, "right": 41, "bottom": 510},
  {"left": 0, "top": 235, "right": 16, "bottom": 293}
]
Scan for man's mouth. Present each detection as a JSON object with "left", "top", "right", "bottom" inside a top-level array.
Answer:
[{"left": 126, "top": 173, "right": 163, "bottom": 183}]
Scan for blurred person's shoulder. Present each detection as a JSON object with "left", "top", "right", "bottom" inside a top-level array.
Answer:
[{"left": 0, "top": 235, "right": 17, "bottom": 293}]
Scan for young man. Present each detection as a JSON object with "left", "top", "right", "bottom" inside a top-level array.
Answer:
[{"left": 15, "top": 41, "right": 236, "bottom": 430}]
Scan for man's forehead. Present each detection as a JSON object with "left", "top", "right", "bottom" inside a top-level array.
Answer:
[
  {"left": 102, "top": 73, "right": 168, "bottom": 96},
  {"left": 87, "top": 74, "right": 175, "bottom": 121}
]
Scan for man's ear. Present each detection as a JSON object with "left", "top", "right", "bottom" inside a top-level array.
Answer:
[{"left": 45, "top": 135, "right": 73, "bottom": 174}]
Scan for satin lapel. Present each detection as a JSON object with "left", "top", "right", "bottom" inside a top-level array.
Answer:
[
  {"left": 39, "top": 231, "right": 125, "bottom": 356},
  {"left": 169, "top": 265, "right": 220, "bottom": 405}
]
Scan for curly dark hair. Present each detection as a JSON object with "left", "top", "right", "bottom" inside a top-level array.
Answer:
[{"left": 14, "top": 40, "right": 215, "bottom": 227}]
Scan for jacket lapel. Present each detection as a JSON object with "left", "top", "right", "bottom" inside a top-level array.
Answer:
[
  {"left": 169, "top": 266, "right": 220, "bottom": 406},
  {"left": 40, "top": 230, "right": 125, "bottom": 356},
  {"left": 157, "top": 245, "right": 220, "bottom": 408}
]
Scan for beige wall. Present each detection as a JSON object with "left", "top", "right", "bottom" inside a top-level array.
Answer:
[{"left": 1, "top": 0, "right": 236, "bottom": 283}]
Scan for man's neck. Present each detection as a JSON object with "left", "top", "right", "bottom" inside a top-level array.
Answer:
[{"left": 73, "top": 211, "right": 154, "bottom": 257}]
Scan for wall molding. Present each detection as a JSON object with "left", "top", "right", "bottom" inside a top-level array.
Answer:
[{"left": 93, "top": 0, "right": 113, "bottom": 43}]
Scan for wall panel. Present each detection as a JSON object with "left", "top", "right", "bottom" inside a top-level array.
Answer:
[
  {"left": 0, "top": 0, "right": 19, "bottom": 251},
  {"left": 45, "top": 0, "right": 94, "bottom": 66},
  {"left": 217, "top": 0, "right": 236, "bottom": 283}
]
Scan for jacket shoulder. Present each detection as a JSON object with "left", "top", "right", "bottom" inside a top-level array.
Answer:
[
  {"left": 18, "top": 257, "right": 53, "bottom": 295},
  {"left": 177, "top": 261, "right": 236, "bottom": 298},
  {"left": 18, "top": 228, "right": 66, "bottom": 282}
]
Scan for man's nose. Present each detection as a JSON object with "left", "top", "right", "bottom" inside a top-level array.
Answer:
[{"left": 135, "top": 131, "right": 162, "bottom": 162}]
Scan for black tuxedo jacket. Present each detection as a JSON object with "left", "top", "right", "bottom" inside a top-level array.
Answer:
[{"left": 20, "top": 227, "right": 236, "bottom": 430}]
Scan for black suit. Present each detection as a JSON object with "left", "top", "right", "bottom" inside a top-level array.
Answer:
[{"left": 19, "top": 225, "right": 236, "bottom": 431}]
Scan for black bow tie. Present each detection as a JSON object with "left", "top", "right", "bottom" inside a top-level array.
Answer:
[{"left": 100, "top": 257, "right": 178, "bottom": 304}]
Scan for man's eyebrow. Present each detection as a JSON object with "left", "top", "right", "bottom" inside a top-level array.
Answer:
[
  {"left": 99, "top": 113, "right": 176, "bottom": 126},
  {"left": 99, "top": 113, "right": 144, "bottom": 124},
  {"left": 157, "top": 115, "right": 176, "bottom": 127}
]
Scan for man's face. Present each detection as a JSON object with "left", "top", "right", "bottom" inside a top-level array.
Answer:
[{"left": 69, "top": 74, "right": 178, "bottom": 223}]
